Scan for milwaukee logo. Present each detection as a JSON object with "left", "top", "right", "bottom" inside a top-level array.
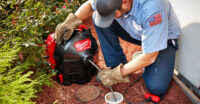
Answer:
[{"left": 74, "top": 39, "right": 91, "bottom": 52}]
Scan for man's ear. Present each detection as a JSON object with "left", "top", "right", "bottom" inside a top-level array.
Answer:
[
  {"left": 122, "top": 0, "right": 128, "bottom": 4},
  {"left": 121, "top": 0, "right": 129, "bottom": 8}
]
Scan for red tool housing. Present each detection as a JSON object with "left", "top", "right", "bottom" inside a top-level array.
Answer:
[{"left": 144, "top": 93, "right": 161, "bottom": 103}]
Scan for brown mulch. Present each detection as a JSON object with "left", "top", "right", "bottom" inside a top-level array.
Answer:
[{"left": 36, "top": 18, "right": 193, "bottom": 104}]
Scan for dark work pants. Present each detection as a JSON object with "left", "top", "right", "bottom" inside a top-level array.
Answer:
[{"left": 93, "top": 19, "right": 178, "bottom": 96}]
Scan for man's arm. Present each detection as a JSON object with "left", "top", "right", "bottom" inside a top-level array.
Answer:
[
  {"left": 75, "top": 1, "right": 94, "bottom": 20},
  {"left": 121, "top": 51, "right": 159, "bottom": 76}
]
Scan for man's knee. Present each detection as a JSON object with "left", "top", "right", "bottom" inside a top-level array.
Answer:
[{"left": 146, "top": 82, "right": 168, "bottom": 96}]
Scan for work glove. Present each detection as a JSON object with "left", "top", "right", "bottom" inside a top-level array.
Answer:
[
  {"left": 98, "top": 64, "right": 129, "bottom": 87},
  {"left": 54, "top": 13, "right": 82, "bottom": 44}
]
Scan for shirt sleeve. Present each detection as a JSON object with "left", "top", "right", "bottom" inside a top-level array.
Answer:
[
  {"left": 141, "top": 4, "right": 168, "bottom": 54},
  {"left": 89, "top": 0, "right": 96, "bottom": 10}
]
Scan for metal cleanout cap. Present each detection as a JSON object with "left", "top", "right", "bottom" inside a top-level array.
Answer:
[{"left": 75, "top": 85, "right": 100, "bottom": 102}]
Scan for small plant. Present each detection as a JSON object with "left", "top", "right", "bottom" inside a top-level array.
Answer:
[{"left": 0, "top": 38, "right": 42, "bottom": 104}]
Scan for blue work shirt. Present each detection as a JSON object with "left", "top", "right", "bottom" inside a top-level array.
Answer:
[{"left": 89, "top": 0, "right": 181, "bottom": 53}]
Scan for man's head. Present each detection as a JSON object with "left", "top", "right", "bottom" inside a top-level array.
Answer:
[{"left": 94, "top": 0, "right": 133, "bottom": 28}]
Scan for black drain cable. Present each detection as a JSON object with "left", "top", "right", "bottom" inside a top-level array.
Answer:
[
  {"left": 123, "top": 75, "right": 142, "bottom": 104},
  {"left": 123, "top": 76, "right": 158, "bottom": 104}
]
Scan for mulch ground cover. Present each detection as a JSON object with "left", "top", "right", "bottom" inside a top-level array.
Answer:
[{"left": 36, "top": 18, "right": 193, "bottom": 104}]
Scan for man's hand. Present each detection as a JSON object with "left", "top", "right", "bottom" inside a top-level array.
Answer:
[
  {"left": 54, "top": 13, "right": 82, "bottom": 44},
  {"left": 98, "top": 64, "right": 129, "bottom": 87}
]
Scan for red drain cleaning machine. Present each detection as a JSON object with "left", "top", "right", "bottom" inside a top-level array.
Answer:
[{"left": 45, "top": 25, "right": 98, "bottom": 85}]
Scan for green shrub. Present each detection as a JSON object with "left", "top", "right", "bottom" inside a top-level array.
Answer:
[
  {"left": 0, "top": 0, "right": 86, "bottom": 40},
  {"left": 0, "top": 0, "right": 87, "bottom": 103},
  {"left": 0, "top": 38, "right": 42, "bottom": 104}
]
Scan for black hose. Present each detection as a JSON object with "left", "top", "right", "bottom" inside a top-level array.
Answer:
[{"left": 123, "top": 76, "right": 143, "bottom": 104}]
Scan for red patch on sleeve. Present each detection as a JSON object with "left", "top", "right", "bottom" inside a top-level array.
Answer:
[{"left": 149, "top": 13, "right": 162, "bottom": 27}]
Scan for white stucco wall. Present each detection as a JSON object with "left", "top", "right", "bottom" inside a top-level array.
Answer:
[{"left": 169, "top": 0, "right": 200, "bottom": 88}]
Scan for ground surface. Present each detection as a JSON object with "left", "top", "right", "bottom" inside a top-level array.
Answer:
[{"left": 36, "top": 18, "right": 193, "bottom": 104}]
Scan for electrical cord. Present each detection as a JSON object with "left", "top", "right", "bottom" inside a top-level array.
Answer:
[
  {"left": 123, "top": 75, "right": 159, "bottom": 104},
  {"left": 123, "top": 75, "right": 143, "bottom": 104}
]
